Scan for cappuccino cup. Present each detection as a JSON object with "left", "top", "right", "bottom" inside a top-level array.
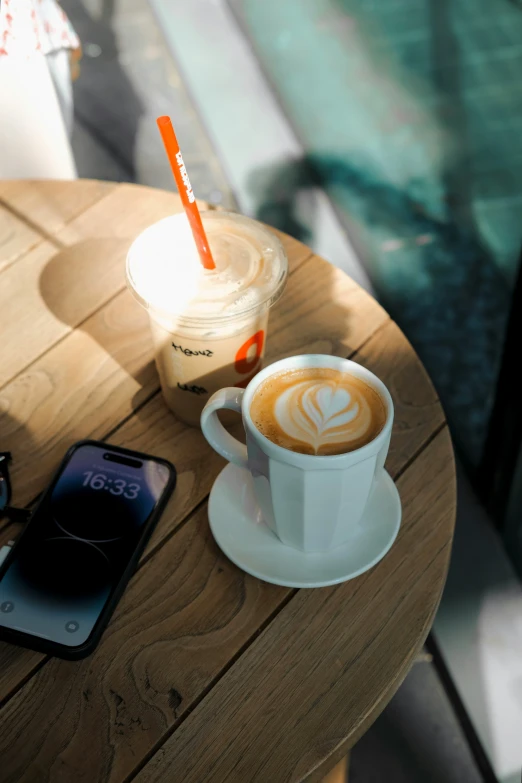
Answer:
[{"left": 201, "top": 354, "right": 394, "bottom": 552}]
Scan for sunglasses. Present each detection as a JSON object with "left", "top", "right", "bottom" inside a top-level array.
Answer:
[{"left": 0, "top": 452, "right": 31, "bottom": 523}]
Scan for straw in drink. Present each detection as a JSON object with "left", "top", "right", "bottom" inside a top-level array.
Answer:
[{"left": 125, "top": 116, "right": 289, "bottom": 426}]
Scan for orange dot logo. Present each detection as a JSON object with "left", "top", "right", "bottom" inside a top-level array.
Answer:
[{"left": 235, "top": 330, "right": 265, "bottom": 375}]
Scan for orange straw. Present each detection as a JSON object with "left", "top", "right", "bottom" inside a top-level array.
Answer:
[{"left": 156, "top": 115, "right": 216, "bottom": 270}]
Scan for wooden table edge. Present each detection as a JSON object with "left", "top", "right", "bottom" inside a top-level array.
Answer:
[{"left": 311, "top": 425, "right": 456, "bottom": 781}]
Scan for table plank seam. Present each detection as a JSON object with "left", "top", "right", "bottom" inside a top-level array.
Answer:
[
  {"left": 124, "top": 429, "right": 455, "bottom": 783},
  {"left": 0, "top": 182, "right": 116, "bottom": 279},
  {"left": 0, "top": 651, "right": 48, "bottom": 710},
  {"left": 1, "top": 404, "right": 447, "bottom": 696},
  {"left": 0, "top": 181, "right": 455, "bottom": 783},
  {"left": 0, "top": 493, "right": 217, "bottom": 708},
  {"left": 320, "top": 541, "right": 453, "bottom": 777},
  {"left": 352, "top": 535, "right": 451, "bottom": 668},
  {"left": 0, "top": 426, "right": 451, "bottom": 710},
  {"left": 123, "top": 586, "right": 301, "bottom": 783},
  {"left": 0, "top": 320, "right": 446, "bottom": 549},
  {"left": 0, "top": 388, "right": 164, "bottom": 540},
  {"left": 286, "top": 251, "right": 316, "bottom": 277},
  {"left": 0, "top": 228, "right": 44, "bottom": 277},
  {"left": 0, "top": 186, "right": 201, "bottom": 262},
  {"left": 123, "top": 432, "right": 453, "bottom": 781},
  {"left": 0, "top": 330, "right": 447, "bottom": 601},
  {"left": 0, "top": 285, "right": 127, "bottom": 395},
  {"left": 0, "top": 197, "right": 67, "bottom": 251},
  {"left": 103, "top": 389, "right": 161, "bottom": 443},
  {"left": 0, "top": 426, "right": 453, "bottom": 778},
  {"left": 351, "top": 534, "right": 453, "bottom": 717},
  {"left": 0, "top": 315, "right": 411, "bottom": 538},
  {"left": 0, "top": 248, "right": 316, "bottom": 397},
  {"left": 4, "top": 407, "right": 437, "bottom": 731},
  {"left": 393, "top": 421, "right": 448, "bottom": 483},
  {"left": 0, "top": 183, "right": 119, "bottom": 255},
  {"left": 343, "top": 316, "right": 391, "bottom": 360}
]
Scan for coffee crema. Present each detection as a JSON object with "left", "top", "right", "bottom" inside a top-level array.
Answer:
[{"left": 250, "top": 367, "right": 386, "bottom": 455}]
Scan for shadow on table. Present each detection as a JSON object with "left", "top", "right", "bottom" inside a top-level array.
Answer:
[
  {"left": 38, "top": 238, "right": 155, "bottom": 396},
  {"left": 38, "top": 231, "right": 358, "bottom": 426}
]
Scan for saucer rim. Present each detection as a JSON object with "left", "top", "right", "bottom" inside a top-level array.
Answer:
[{"left": 208, "top": 464, "right": 402, "bottom": 588}]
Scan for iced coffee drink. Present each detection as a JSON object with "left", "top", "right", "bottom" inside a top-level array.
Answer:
[{"left": 126, "top": 211, "right": 288, "bottom": 426}]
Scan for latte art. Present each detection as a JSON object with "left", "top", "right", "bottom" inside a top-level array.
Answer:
[
  {"left": 250, "top": 367, "right": 386, "bottom": 455},
  {"left": 275, "top": 381, "right": 372, "bottom": 452}
]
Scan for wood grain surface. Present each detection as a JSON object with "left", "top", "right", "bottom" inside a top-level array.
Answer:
[
  {"left": 0, "top": 179, "right": 113, "bottom": 234},
  {"left": 0, "top": 183, "right": 201, "bottom": 389},
  {"left": 0, "top": 224, "right": 382, "bottom": 513},
  {"left": 0, "top": 204, "right": 41, "bottom": 276},
  {"left": 0, "top": 179, "right": 113, "bottom": 274},
  {"left": 135, "top": 428, "right": 454, "bottom": 783},
  {"left": 0, "top": 181, "right": 455, "bottom": 783}
]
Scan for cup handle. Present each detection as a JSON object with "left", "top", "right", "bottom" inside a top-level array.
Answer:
[{"left": 200, "top": 388, "right": 248, "bottom": 469}]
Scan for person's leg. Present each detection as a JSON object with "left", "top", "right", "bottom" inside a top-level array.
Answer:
[{"left": 0, "top": 53, "right": 77, "bottom": 179}]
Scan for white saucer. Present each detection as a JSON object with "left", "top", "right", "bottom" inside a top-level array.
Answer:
[{"left": 208, "top": 464, "right": 402, "bottom": 588}]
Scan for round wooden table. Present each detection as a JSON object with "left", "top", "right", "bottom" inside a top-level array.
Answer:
[{"left": 0, "top": 180, "right": 455, "bottom": 783}]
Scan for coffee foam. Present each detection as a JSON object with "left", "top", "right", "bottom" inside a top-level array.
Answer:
[
  {"left": 127, "top": 212, "right": 285, "bottom": 322},
  {"left": 250, "top": 367, "right": 386, "bottom": 456}
]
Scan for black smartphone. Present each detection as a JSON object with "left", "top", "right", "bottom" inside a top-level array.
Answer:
[{"left": 0, "top": 440, "right": 176, "bottom": 660}]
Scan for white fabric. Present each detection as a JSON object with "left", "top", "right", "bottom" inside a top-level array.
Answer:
[
  {"left": 0, "top": 53, "right": 76, "bottom": 179},
  {"left": 0, "top": 0, "right": 78, "bottom": 178},
  {"left": 0, "top": 0, "right": 80, "bottom": 57}
]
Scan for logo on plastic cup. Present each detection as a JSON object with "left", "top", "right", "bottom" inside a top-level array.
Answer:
[{"left": 234, "top": 330, "right": 265, "bottom": 389}]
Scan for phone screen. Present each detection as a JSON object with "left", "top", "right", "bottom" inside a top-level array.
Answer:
[{"left": 0, "top": 444, "right": 171, "bottom": 648}]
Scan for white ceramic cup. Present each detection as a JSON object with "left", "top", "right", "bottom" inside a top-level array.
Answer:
[{"left": 201, "top": 354, "right": 394, "bottom": 552}]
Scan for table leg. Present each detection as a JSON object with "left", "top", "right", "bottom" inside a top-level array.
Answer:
[{"left": 320, "top": 752, "right": 350, "bottom": 783}]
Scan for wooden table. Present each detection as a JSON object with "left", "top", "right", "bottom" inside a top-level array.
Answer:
[{"left": 0, "top": 180, "right": 456, "bottom": 783}]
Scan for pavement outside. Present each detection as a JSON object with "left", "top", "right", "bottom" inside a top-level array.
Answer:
[
  {"left": 63, "top": 0, "right": 235, "bottom": 208},
  {"left": 61, "top": 2, "right": 490, "bottom": 781}
]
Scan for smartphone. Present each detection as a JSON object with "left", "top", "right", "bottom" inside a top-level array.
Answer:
[{"left": 0, "top": 440, "right": 176, "bottom": 659}]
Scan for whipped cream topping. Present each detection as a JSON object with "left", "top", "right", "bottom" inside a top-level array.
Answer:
[
  {"left": 127, "top": 212, "right": 286, "bottom": 322},
  {"left": 274, "top": 378, "right": 374, "bottom": 454}
]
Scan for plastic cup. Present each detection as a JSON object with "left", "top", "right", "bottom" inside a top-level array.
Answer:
[{"left": 126, "top": 211, "right": 288, "bottom": 426}]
